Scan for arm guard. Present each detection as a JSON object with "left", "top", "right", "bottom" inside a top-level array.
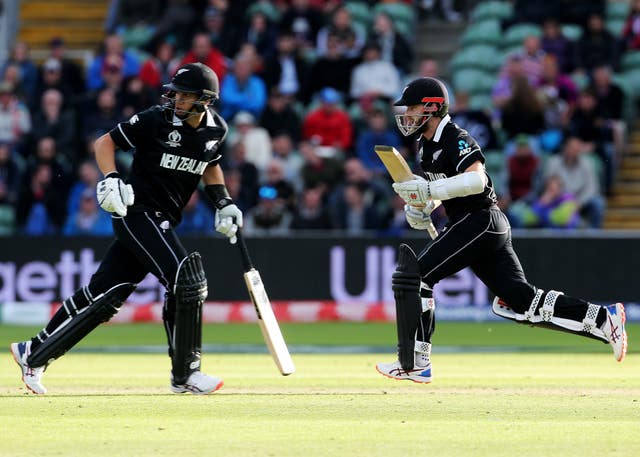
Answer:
[{"left": 428, "top": 171, "right": 486, "bottom": 201}]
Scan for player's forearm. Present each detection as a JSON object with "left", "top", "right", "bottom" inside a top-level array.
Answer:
[
  {"left": 94, "top": 133, "right": 118, "bottom": 176},
  {"left": 428, "top": 171, "right": 486, "bottom": 201}
]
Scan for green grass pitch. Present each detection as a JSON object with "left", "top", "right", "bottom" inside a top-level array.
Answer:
[{"left": 1, "top": 322, "right": 638, "bottom": 457}]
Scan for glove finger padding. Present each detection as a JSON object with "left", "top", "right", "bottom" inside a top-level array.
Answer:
[{"left": 393, "top": 178, "right": 431, "bottom": 206}]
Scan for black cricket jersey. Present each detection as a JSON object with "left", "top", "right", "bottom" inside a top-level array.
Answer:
[
  {"left": 109, "top": 105, "right": 228, "bottom": 225},
  {"left": 418, "top": 115, "right": 497, "bottom": 218}
]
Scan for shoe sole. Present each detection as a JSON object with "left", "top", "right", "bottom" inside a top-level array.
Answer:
[
  {"left": 171, "top": 379, "right": 224, "bottom": 395},
  {"left": 615, "top": 303, "right": 627, "bottom": 363},
  {"left": 375, "top": 365, "right": 432, "bottom": 384},
  {"left": 10, "top": 343, "right": 44, "bottom": 395}
]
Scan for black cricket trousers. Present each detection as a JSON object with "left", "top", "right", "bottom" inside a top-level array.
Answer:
[{"left": 418, "top": 206, "right": 536, "bottom": 314}]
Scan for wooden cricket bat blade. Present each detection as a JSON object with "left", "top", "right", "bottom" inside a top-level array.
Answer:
[
  {"left": 243, "top": 269, "right": 295, "bottom": 375},
  {"left": 374, "top": 145, "right": 414, "bottom": 182}
]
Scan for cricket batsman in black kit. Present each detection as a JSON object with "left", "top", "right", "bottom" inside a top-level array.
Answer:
[
  {"left": 11, "top": 63, "right": 243, "bottom": 395},
  {"left": 376, "top": 77, "right": 628, "bottom": 384}
]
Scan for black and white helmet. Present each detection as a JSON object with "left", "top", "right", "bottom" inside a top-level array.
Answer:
[
  {"left": 394, "top": 77, "right": 449, "bottom": 136},
  {"left": 162, "top": 62, "right": 219, "bottom": 117}
]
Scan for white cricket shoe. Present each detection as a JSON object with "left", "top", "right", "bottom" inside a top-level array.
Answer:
[
  {"left": 376, "top": 360, "right": 432, "bottom": 384},
  {"left": 170, "top": 371, "right": 223, "bottom": 394},
  {"left": 10, "top": 341, "right": 47, "bottom": 394},
  {"left": 602, "top": 303, "right": 627, "bottom": 362}
]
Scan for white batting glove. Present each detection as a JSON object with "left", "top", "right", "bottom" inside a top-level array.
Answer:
[
  {"left": 404, "top": 203, "right": 434, "bottom": 230},
  {"left": 96, "top": 173, "right": 135, "bottom": 217},
  {"left": 215, "top": 203, "right": 243, "bottom": 244},
  {"left": 392, "top": 175, "right": 431, "bottom": 206}
]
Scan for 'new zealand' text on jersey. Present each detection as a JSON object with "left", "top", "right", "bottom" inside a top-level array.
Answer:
[
  {"left": 418, "top": 115, "right": 497, "bottom": 217},
  {"left": 109, "top": 105, "right": 227, "bottom": 225}
]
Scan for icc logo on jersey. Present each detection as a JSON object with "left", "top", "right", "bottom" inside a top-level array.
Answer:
[{"left": 166, "top": 130, "right": 182, "bottom": 147}]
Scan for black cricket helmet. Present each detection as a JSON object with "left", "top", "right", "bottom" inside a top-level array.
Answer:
[
  {"left": 162, "top": 62, "right": 219, "bottom": 116},
  {"left": 394, "top": 77, "right": 449, "bottom": 136}
]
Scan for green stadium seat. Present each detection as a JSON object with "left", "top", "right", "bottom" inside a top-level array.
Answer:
[
  {"left": 469, "top": 94, "right": 494, "bottom": 111},
  {"left": 611, "top": 72, "right": 635, "bottom": 121},
  {"left": 0, "top": 205, "right": 15, "bottom": 236},
  {"left": 470, "top": 1, "right": 513, "bottom": 22},
  {"left": 503, "top": 23, "right": 542, "bottom": 48},
  {"left": 606, "top": 1, "right": 630, "bottom": 21},
  {"left": 620, "top": 68, "right": 640, "bottom": 97},
  {"left": 560, "top": 24, "right": 583, "bottom": 41},
  {"left": 345, "top": 1, "right": 373, "bottom": 28},
  {"left": 450, "top": 45, "right": 501, "bottom": 73},
  {"left": 460, "top": 20, "right": 502, "bottom": 47},
  {"left": 621, "top": 51, "right": 640, "bottom": 71},
  {"left": 373, "top": 3, "right": 415, "bottom": 26},
  {"left": 570, "top": 72, "right": 590, "bottom": 91},
  {"left": 452, "top": 69, "right": 495, "bottom": 94},
  {"left": 246, "top": 1, "right": 281, "bottom": 22},
  {"left": 606, "top": 19, "right": 625, "bottom": 36}
]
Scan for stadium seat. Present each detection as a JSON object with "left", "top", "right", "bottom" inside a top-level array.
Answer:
[
  {"left": 620, "top": 68, "right": 640, "bottom": 97},
  {"left": 460, "top": 20, "right": 502, "bottom": 47},
  {"left": 452, "top": 69, "right": 495, "bottom": 94},
  {"left": 606, "top": 1, "right": 630, "bottom": 21},
  {"left": 373, "top": 2, "right": 415, "bottom": 27},
  {"left": 469, "top": 93, "right": 493, "bottom": 111},
  {"left": 345, "top": 1, "right": 373, "bottom": 28},
  {"left": 570, "top": 72, "right": 590, "bottom": 91},
  {"left": 246, "top": 1, "right": 281, "bottom": 22},
  {"left": 606, "top": 19, "right": 625, "bottom": 36},
  {"left": 0, "top": 205, "right": 15, "bottom": 236},
  {"left": 560, "top": 24, "right": 583, "bottom": 41},
  {"left": 470, "top": 1, "right": 513, "bottom": 22},
  {"left": 621, "top": 51, "right": 640, "bottom": 71},
  {"left": 611, "top": 72, "right": 636, "bottom": 121},
  {"left": 503, "top": 23, "right": 542, "bottom": 48},
  {"left": 450, "top": 45, "right": 501, "bottom": 73}
]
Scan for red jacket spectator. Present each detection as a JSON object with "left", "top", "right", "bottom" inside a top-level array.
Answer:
[
  {"left": 179, "top": 33, "right": 226, "bottom": 81},
  {"left": 302, "top": 88, "right": 352, "bottom": 150}
]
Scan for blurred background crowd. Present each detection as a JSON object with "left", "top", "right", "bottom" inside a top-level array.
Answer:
[{"left": 0, "top": 0, "right": 638, "bottom": 237}]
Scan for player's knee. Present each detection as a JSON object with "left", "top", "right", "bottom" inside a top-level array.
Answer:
[{"left": 494, "top": 282, "right": 536, "bottom": 314}]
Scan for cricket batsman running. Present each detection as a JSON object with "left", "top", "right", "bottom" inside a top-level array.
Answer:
[
  {"left": 11, "top": 63, "right": 243, "bottom": 394},
  {"left": 376, "top": 77, "right": 627, "bottom": 384}
]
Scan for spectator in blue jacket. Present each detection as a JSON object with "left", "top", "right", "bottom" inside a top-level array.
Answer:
[
  {"left": 355, "top": 107, "right": 402, "bottom": 174},
  {"left": 220, "top": 54, "right": 267, "bottom": 120}
]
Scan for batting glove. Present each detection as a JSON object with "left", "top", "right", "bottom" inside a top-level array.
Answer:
[
  {"left": 404, "top": 202, "right": 435, "bottom": 230},
  {"left": 96, "top": 173, "right": 135, "bottom": 217},
  {"left": 215, "top": 203, "right": 243, "bottom": 244},
  {"left": 392, "top": 175, "right": 431, "bottom": 206}
]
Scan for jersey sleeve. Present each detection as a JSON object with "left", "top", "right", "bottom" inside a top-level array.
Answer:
[
  {"left": 109, "top": 107, "right": 158, "bottom": 151},
  {"left": 443, "top": 128, "right": 484, "bottom": 173},
  {"left": 207, "top": 112, "right": 229, "bottom": 165}
]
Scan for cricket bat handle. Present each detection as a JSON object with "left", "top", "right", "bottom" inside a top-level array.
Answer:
[{"left": 235, "top": 228, "right": 253, "bottom": 273}]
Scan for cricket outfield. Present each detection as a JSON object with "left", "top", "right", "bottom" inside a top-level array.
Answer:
[{"left": 1, "top": 322, "right": 638, "bottom": 457}]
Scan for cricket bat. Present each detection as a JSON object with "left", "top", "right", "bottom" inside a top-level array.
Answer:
[
  {"left": 235, "top": 229, "right": 295, "bottom": 375},
  {"left": 375, "top": 145, "right": 438, "bottom": 239}
]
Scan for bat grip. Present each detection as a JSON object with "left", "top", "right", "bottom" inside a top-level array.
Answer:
[
  {"left": 427, "top": 223, "right": 438, "bottom": 240},
  {"left": 235, "top": 228, "right": 254, "bottom": 272}
]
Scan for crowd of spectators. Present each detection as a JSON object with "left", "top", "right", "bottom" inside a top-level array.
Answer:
[{"left": 0, "top": 0, "right": 632, "bottom": 236}]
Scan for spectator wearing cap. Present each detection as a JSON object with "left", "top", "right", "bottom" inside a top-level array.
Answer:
[
  {"left": 1, "top": 42, "right": 39, "bottom": 103},
  {"left": 259, "top": 89, "right": 302, "bottom": 142},
  {"left": 350, "top": 41, "right": 402, "bottom": 102},
  {"left": 262, "top": 30, "right": 309, "bottom": 99},
  {"left": 220, "top": 54, "right": 267, "bottom": 120},
  {"left": 371, "top": 12, "right": 414, "bottom": 75},
  {"left": 87, "top": 34, "right": 140, "bottom": 91},
  {"left": 46, "top": 37, "right": 85, "bottom": 95},
  {"left": 179, "top": 33, "right": 226, "bottom": 83},
  {"left": 229, "top": 111, "right": 273, "bottom": 173},
  {"left": 32, "top": 57, "right": 74, "bottom": 110},
  {"left": 243, "top": 184, "right": 293, "bottom": 235},
  {"left": 62, "top": 187, "right": 112, "bottom": 236},
  {"left": 0, "top": 82, "right": 32, "bottom": 153},
  {"left": 302, "top": 87, "right": 353, "bottom": 153}
]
